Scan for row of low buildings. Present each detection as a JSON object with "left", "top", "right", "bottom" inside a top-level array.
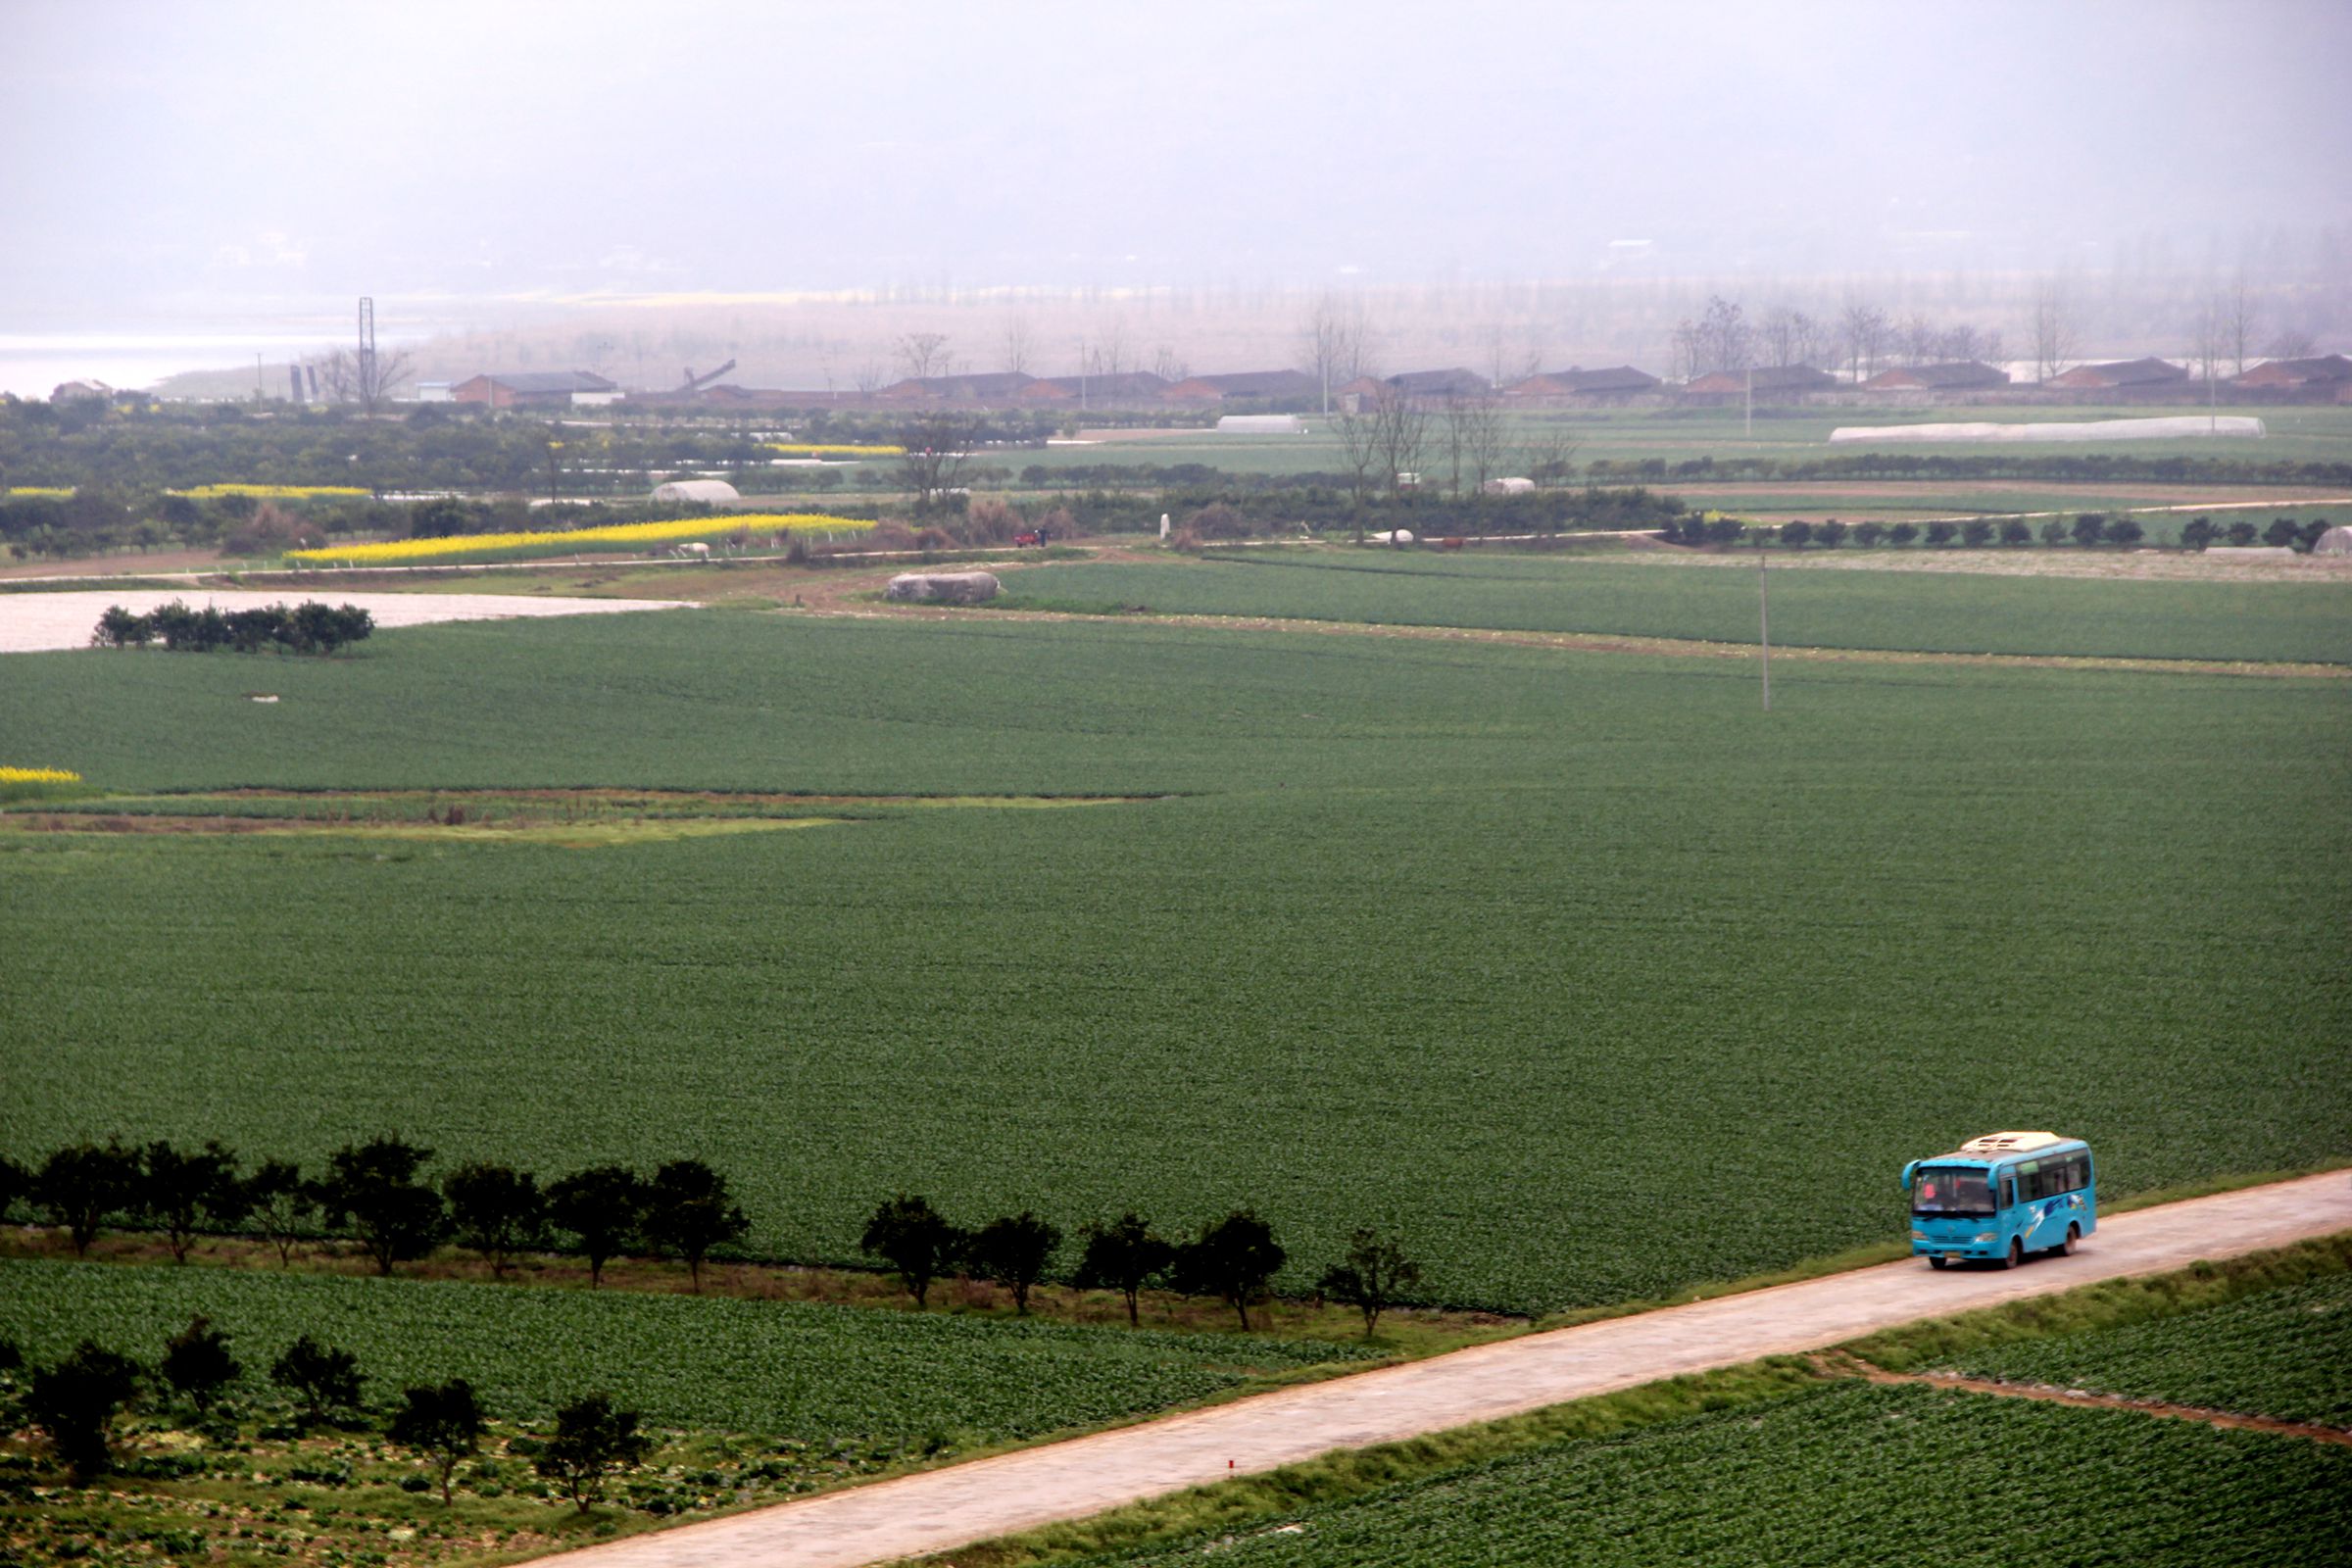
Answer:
[{"left": 418, "top": 353, "right": 2352, "bottom": 415}]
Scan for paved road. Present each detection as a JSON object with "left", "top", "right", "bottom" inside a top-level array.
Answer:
[{"left": 548, "top": 1171, "right": 2352, "bottom": 1568}]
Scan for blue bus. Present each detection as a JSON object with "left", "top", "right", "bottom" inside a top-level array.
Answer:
[{"left": 1901, "top": 1131, "right": 2095, "bottom": 1270}]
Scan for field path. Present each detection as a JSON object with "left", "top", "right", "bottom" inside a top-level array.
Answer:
[{"left": 543, "top": 1170, "right": 2352, "bottom": 1568}]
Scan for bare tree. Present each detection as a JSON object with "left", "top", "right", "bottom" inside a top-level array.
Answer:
[
  {"left": 2028, "top": 280, "right": 2079, "bottom": 383},
  {"left": 1690, "top": 296, "right": 1751, "bottom": 376},
  {"left": 1371, "top": 385, "right": 1429, "bottom": 500},
  {"left": 1838, "top": 300, "right": 1889, "bottom": 383},
  {"left": 1299, "top": 294, "right": 1372, "bottom": 415},
  {"left": 2224, "top": 272, "right": 2259, "bottom": 376},
  {"left": 2189, "top": 298, "right": 2227, "bottom": 385},
  {"left": 1460, "top": 397, "right": 1506, "bottom": 519},
  {"left": 894, "top": 414, "right": 981, "bottom": 511},
  {"left": 1520, "top": 422, "right": 1582, "bottom": 490},
  {"left": 1150, "top": 345, "right": 1189, "bottom": 383},
  {"left": 2263, "top": 325, "right": 2318, "bottom": 361},
  {"left": 1085, "top": 318, "right": 1128, "bottom": 380},
  {"left": 1757, "top": 307, "right": 1825, "bottom": 369},
  {"left": 315, "top": 347, "right": 413, "bottom": 416},
  {"left": 1899, "top": 313, "right": 1939, "bottom": 366},
  {"left": 1669, "top": 318, "right": 1704, "bottom": 382},
  {"left": 896, "top": 333, "right": 953, "bottom": 381},
  {"left": 853, "top": 361, "right": 886, "bottom": 397},
  {"left": 1330, "top": 403, "right": 1383, "bottom": 537},
  {"left": 1001, "top": 317, "right": 1035, "bottom": 376}
]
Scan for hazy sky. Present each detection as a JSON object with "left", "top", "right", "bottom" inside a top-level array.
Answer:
[{"left": 5, "top": 0, "right": 2349, "bottom": 330}]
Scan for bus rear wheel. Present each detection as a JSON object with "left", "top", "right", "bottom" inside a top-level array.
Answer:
[
  {"left": 1928, "top": 1255, "right": 1948, "bottom": 1270},
  {"left": 2001, "top": 1238, "right": 2023, "bottom": 1270},
  {"left": 2059, "top": 1223, "right": 2080, "bottom": 1256}
]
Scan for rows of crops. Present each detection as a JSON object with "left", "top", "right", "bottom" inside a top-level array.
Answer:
[
  {"left": 282, "top": 512, "right": 872, "bottom": 566},
  {"left": 1088, "top": 1383, "right": 2351, "bottom": 1566},
  {"left": 1943, "top": 1271, "right": 2352, "bottom": 1428},
  {"left": 4, "top": 613, "right": 2344, "bottom": 1311},
  {"left": 0, "top": 1258, "right": 1367, "bottom": 1440},
  {"left": 996, "top": 551, "right": 2352, "bottom": 665}
]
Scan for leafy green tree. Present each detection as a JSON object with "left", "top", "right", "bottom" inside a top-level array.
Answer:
[
  {"left": 1848, "top": 521, "right": 1885, "bottom": 547},
  {"left": 1925, "top": 520, "right": 1959, "bottom": 546},
  {"left": 1317, "top": 1229, "right": 1423, "bottom": 1338},
  {"left": 32, "top": 1140, "right": 143, "bottom": 1256},
  {"left": 92, "top": 605, "right": 152, "bottom": 648},
  {"left": 967, "top": 1211, "right": 1062, "bottom": 1315},
  {"left": 1171, "top": 1210, "right": 1287, "bottom": 1332},
  {"left": 641, "top": 1159, "right": 749, "bottom": 1293},
  {"left": 388, "top": 1379, "right": 485, "bottom": 1504},
  {"left": 546, "top": 1165, "right": 646, "bottom": 1288},
  {"left": 2178, "top": 516, "right": 2215, "bottom": 550},
  {"left": 1960, "top": 518, "right": 1994, "bottom": 547},
  {"left": 1814, "top": 519, "right": 1846, "bottom": 549},
  {"left": 2072, "top": 514, "right": 2109, "bottom": 547},
  {"left": 1887, "top": 522, "right": 1921, "bottom": 546},
  {"left": 2103, "top": 516, "right": 2144, "bottom": 546},
  {"left": 1999, "top": 518, "right": 2034, "bottom": 545},
  {"left": 160, "top": 1313, "right": 240, "bottom": 1411},
  {"left": 26, "top": 1342, "right": 142, "bottom": 1481},
  {"left": 2263, "top": 517, "right": 2301, "bottom": 548},
  {"left": 0, "top": 1153, "right": 25, "bottom": 1220},
  {"left": 860, "top": 1195, "right": 966, "bottom": 1309},
  {"left": 318, "top": 1135, "right": 447, "bottom": 1276},
  {"left": 2038, "top": 517, "right": 2070, "bottom": 545},
  {"left": 243, "top": 1159, "right": 317, "bottom": 1266},
  {"left": 1074, "top": 1212, "right": 1175, "bottom": 1328},
  {"left": 1778, "top": 520, "right": 1812, "bottom": 547},
  {"left": 534, "top": 1393, "right": 652, "bottom": 1513},
  {"left": 140, "top": 1139, "right": 250, "bottom": 1264},
  {"left": 443, "top": 1161, "right": 547, "bottom": 1277},
  {"left": 2225, "top": 519, "right": 2259, "bottom": 546},
  {"left": 270, "top": 1335, "right": 364, "bottom": 1428}
]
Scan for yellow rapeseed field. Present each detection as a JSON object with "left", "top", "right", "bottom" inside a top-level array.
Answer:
[
  {"left": 0, "top": 767, "right": 82, "bottom": 785},
  {"left": 766, "top": 442, "right": 905, "bottom": 458},
  {"left": 283, "top": 513, "right": 874, "bottom": 565},
  {"left": 2, "top": 487, "right": 76, "bottom": 498},
  {"left": 170, "top": 484, "right": 371, "bottom": 499}
]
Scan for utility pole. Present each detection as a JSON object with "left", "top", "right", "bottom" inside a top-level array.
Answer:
[
  {"left": 1758, "top": 543, "right": 1771, "bottom": 712},
  {"left": 1744, "top": 366, "right": 1753, "bottom": 440}
]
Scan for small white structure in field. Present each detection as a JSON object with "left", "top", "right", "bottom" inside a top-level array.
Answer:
[
  {"left": 2312, "top": 525, "right": 2352, "bottom": 556},
  {"left": 1160, "top": 513, "right": 1170, "bottom": 539},
  {"left": 673, "top": 541, "right": 711, "bottom": 559},
  {"left": 1216, "top": 414, "right": 1305, "bottom": 434},
  {"left": 886, "top": 570, "right": 1001, "bottom": 604},
  {"left": 652, "top": 478, "right": 742, "bottom": 504},
  {"left": 1366, "top": 529, "right": 1415, "bottom": 545},
  {"left": 1483, "top": 476, "right": 1537, "bottom": 495}
]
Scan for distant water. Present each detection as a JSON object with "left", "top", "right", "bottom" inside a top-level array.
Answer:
[{"left": 0, "top": 332, "right": 358, "bottom": 399}]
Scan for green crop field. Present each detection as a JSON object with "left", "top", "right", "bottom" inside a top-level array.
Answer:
[
  {"left": 1941, "top": 1272, "right": 2352, "bottom": 1428},
  {"left": 3, "top": 612, "right": 2347, "bottom": 1311},
  {"left": 997, "top": 550, "right": 2352, "bottom": 664},
  {"left": 0, "top": 1258, "right": 1365, "bottom": 1441},
  {"left": 1073, "top": 1382, "right": 2350, "bottom": 1567}
]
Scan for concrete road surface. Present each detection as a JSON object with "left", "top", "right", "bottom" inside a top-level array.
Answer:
[{"left": 546, "top": 1170, "right": 2352, "bottom": 1568}]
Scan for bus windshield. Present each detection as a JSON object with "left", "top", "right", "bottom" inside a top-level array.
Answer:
[{"left": 1912, "top": 1166, "right": 1994, "bottom": 1217}]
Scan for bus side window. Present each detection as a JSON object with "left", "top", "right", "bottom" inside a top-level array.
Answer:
[{"left": 2001, "top": 1177, "right": 2016, "bottom": 1209}]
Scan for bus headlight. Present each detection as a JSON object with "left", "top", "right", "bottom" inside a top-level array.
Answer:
[
  {"left": 1973, "top": 1232, "right": 1995, "bottom": 1243},
  {"left": 1910, "top": 1230, "right": 1926, "bottom": 1240}
]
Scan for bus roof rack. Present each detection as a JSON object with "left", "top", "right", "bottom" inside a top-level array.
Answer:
[{"left": 1955, "top": 1131, "right": 2067, "bottom": 1155}]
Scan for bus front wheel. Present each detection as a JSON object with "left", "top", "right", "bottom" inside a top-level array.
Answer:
[
  {"left": 1928, "top": 1255, "right": 1948, "bottom": 1270},
  {"left": 2059, "top": 1223, "right": 2080, "bottom": 1257},
  {"left": 2001, "top": 1238, "right": 2023, "bottom": 1270}
]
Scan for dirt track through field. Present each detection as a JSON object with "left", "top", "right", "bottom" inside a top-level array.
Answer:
[
  {"left": 1810, "top": 1351, "right": 2352, "bottom": 1448},
  {"left": 542, "top": 1171, "right": 2352, "bottom": 1568}
]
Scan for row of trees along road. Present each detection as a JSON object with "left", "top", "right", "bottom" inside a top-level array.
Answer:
[
  {"left": 12, "top": 1317, "right": 646, "bottom": 1505},
  {"left": 861, "top": 1196, "right": 1420, "bottom": 1336},
  {"left": 4, "top": 1138, "right": 749, "bottom": 1291},
  {"left": 8, "top": 1142, "right": 1425, "bottom": 1336}
]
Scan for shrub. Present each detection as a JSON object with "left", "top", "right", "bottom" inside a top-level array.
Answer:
[
  {"left": 1924, "top": 521, "right": 1958, "bottom": 546},
  {"left": 2263, "top": 517, "right": 2301, "bottom": 548},
  {"left": 2180, "top": 517, "right": 2216, "bottom": 550},
  {"left": 1850, "top": 521, "right": 1885, "bottom": 547},
  {"left": 1886, "top": 522, "right": 1920, "bottom": 546},
  {"left": 863, "top": 519, "right": 918, "bottom": 552},
  {"left": 1778, "top": 520, "right": 1812, "bottom": 548},
  {"left": 2039, "top": 518, "right": 2069, "bottom": 545},
  {"left": 26, "top": 1342, "right": 143, "bottom": 1481},
  {"left": 2072, "top": 514, "right": 2108, "bottom": 547},
  {"left": 2225, "top": 519, "right": 2258, "bottom": 546},
  {"left": 2103, "top": 516, "right": 2144, "bottom": 546},
  {"left": 270, "top": 1335, "right": 363, "bottom": 1427},
  {"left": 1999, "top": 518, "right": 2033, "bottom": 546},
  {"left": 963, "top": 497, "right": 1022, "bottom": 545},
  {"left": 160, "top": 1314, "right": 238, "bottom": 1412},
  {"left": 1960, "top": 519, "right": 1994, "bottom": 547},
  {"left": 1185, "top": 502, "right": 1251, "bottom": 540},
  {"left": 1815, "top": 520, "right": 1847, "bottom": 549}
]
